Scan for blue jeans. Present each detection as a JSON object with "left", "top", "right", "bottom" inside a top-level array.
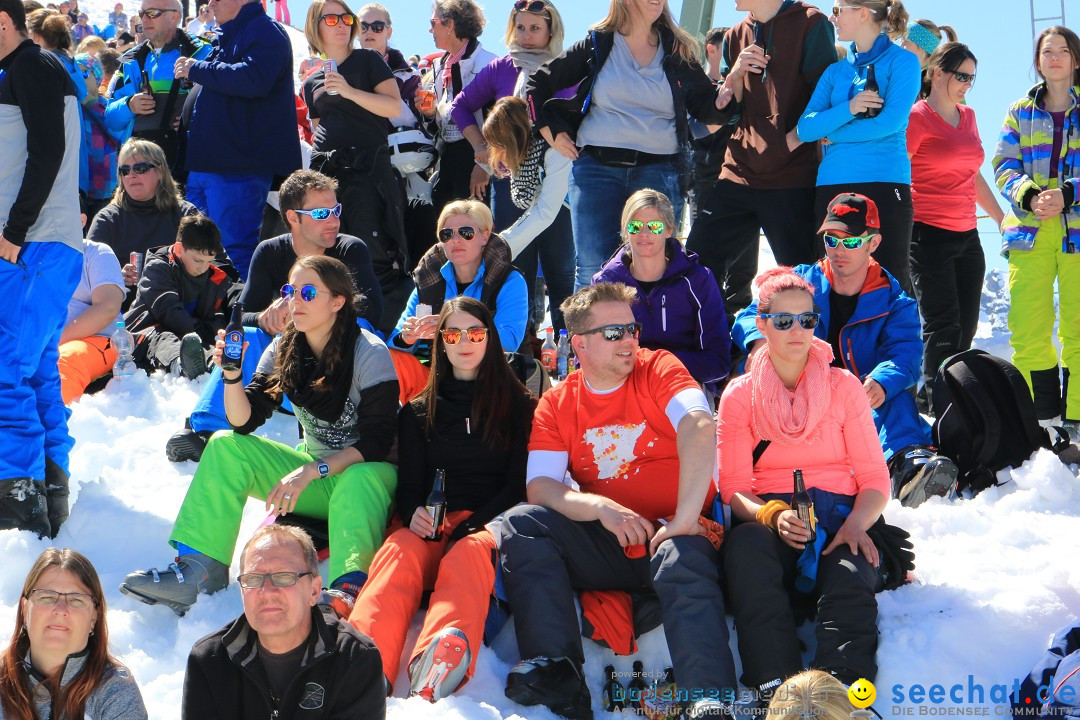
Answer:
[
  {"left": 0, "top": 243, "right": 82, "bottom": 480},
  {"left": 186, "top": 171, "right": 272, "bottom": 280},
  {"left": 568, "top": 153, "right": 683, "bottom": 289}
]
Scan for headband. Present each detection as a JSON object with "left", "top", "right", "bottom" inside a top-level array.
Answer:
[{"left": 906, "top": 22, "right": 940, "bottom": 57}]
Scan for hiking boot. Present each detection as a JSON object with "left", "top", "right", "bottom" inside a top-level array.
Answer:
[
  {"left": 119, "top": 552, "right": 229, "bottom": 616},
  {"left": 898, "top": 454, "right": 959, "bottom": 509},
  {"left": 505, "top": 656, "right": 593, "bottom": 720},
  {"left": 0, "top": 478, "right": 51, "bottom": 538},
  {"left": 166, "top": 420, "right": 213, "bottom": 463},
  {"left": 409, "top": 628, "right": 471, "bottom": 702},
  {"left": 179, "top": 333, "right": 208, "bottom": 380},
  {"left": 43, "top": 458, "right": 69, "bottom": 538},
  {"left": 317, "top": 588, "right": 356, "bottom": 620}
]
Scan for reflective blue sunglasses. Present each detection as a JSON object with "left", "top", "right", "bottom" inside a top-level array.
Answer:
[
  {"left": 280, "top": 284, "right": 319, "bottom": 302},
  {"left": 293, "top": 203, "right": 342, "bottom": 221}
]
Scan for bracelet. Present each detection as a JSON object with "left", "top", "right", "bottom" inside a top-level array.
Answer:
[
  {"left": 222, "top": 373, "right": 243, "bottom": 385},
  {"left": 755, "top": 499, "right": 792, "bottom": 530}
]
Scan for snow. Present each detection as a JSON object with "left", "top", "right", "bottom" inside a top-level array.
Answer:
[{"left": 8, "top": 7, "right": 1076, "bottom": 720}]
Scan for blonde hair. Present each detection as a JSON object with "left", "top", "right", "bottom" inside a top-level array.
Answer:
[
  {"left": 77, "top": 34, "right": 106, "bottom": 55},
  {"left": 483, "top": 96, "right": 531, "bottom": 176},
  {"left": 620, "top": 188, "right": 675, "bottom": 243},
  {"left": 846, "top": 0, "right": 909, "bottom": 39},
  {"left": 560, "top": 282, "right": 638, "bottom": 335},
  {"left": 767, "top": 671, "right": 856, "bottom": 720},
  {"left": 112, "top": 138, "right": 183, "bottom": 213},
  {"left": 436, "top": 199, "right": 494, "bottom": 236},
  {"left": 593, "top": 0, "right": 699, "bottom": 65},
  {"left": 356, "top": 2, "right": 389, "bottom": 23},
  {"left": 503, "top": 0, "right": 564, "bottom": 58},
  {"left": 304, "top": 0, "right": 358, "bottom": 56}
]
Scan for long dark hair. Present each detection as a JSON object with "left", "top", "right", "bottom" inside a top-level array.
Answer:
[
  {"left": 0, "top": 549, "right": 118, "bottom": 720},
  {"left": 1034, "top": 26, "right": 1080, "bottom": 87},
  {"left": 415, "top": 296, "right": 534, "bottom": 448},
  {"left": 270, "top": 255, "right": 364, "bottom": 399},
  {"left": 920, "top": 42, "right": 976, "bottom": 99}
]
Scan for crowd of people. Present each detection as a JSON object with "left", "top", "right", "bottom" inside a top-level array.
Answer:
[{"left": 1, "top": 0, "right": 1079, "bottom": 717}]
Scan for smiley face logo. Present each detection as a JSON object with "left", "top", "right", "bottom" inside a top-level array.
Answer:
[{"left": 848, "top": 679, "right": 876, "bottom": 709}]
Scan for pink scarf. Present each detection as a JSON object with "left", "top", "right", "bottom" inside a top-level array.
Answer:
[{"left": 748, "top": 337, "right": 834, "bottom": 446}]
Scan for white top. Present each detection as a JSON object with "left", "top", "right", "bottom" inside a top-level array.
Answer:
[
  {"left": 66, "top": 239, "right": 125, "bottom": 338},
  {"left": 500, "top": 145, "right": 572, "bottom": 259}
]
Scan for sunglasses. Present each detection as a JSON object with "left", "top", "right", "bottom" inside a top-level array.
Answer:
[
  {"left": 118, "top": 161, "right": 157, "bottom": 176},
  {"left": 949, "top": 70, "right": 976, "bottom": 84},
  {"left": 441, "top": 326, "right": 488, "bottom": 344},
  {"left": 237, "top": 571, "right": 314, "bottom": 589},
  {"left": 823, "top": 233, "right": 875, "bottom": 250},
  {"left": 320, "top": 12, "right": 355, "bottom": 26},
  {"left": 429, "top": 17, "right": 448, "bottom": 27},
  {"left": 293, "top": 204, "right": 342, "bottom": 221},
  {"left": 830, "top": 4, "right": 859, "bottom": 16},
  {"left": 280, "top": 284, "right": 319, "bottom": 302},
  {"left": 578, "top": 322, "right": 642, "bottom": 342},
  {"left": 759, "top": 312, "right": 822, "bottom": 331},
  {"left": 513, "top": 0, "right": 548, "bottom": 12},
  {"left": 26, "top": 589, "right": 96, "bottom": 610},
  {"left": 360, "top": 20, "right": 387, "bottom": 32},
  {"left": 626, "top": 219, "right": 666, "bottom": 236},
  {"left": 137, "top": 7, "right": 175, "bottom": 18},
  {"left": 438, "top": 226, "right": 477, "bottom": 242}
]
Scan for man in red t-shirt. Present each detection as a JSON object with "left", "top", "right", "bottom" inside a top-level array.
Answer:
[{"left": 496, "top": 283, "right": 736, "bottom": 720}]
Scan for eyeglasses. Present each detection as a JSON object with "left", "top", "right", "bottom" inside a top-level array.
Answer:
[
  {"left": 441, "top": 326, "right": 488, "bottom": 344},
  {"left": 26, "top": 589, "right": 96, "bottom": 610},
  {"left": 237, "top": 571, "right": 314, "bottom": 589},
  {"left": 293, "top": 204, "right": 342, "bottom": 221},
  {"left": 831, "top": 4, "right": 859, "bottom": 16},
  {"left": 320, "top": 12, "right": 355, "bottom": 26},
  {"left": 949, "top": 70, "right": 976, "bottom": 84},
  {"left": 626, "top": 219, "right": 666, "bottom": 236},
  {"left": 823, "top": 233, "right": 875, "bottom": 250},
  {"left": 438, "top": 226, "right": 477, "bottom": 242},
  {"left": 118, "top": 161, "right": 157, "bottom": 176},
  {"left": 578, "top": 322, "right": 642, "bottom": 342},
  {"left": 759, "top": 312, "right": 821, "bottom": 331},
  {"left": 360, "top": 20, "right": 387, "bottom": 32},
  {"left": 513, "top": 0, "right": 548, "bottom": 12},
  {"left": 138, "top": 8, "right": 176, "bottom": 18},
  {"left": 280, "top": 283, "right": 319, "bottom": 302}
]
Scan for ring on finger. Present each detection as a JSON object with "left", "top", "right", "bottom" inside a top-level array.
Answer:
[{"left": 284, "top": 494, "right": 291, "bottom": 500}]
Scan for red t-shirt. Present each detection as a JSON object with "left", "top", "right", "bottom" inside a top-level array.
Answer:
[
  {"left": 528, "top": 349, "right": 714, "bottom": 521},
  {"left": 906, "top": 100, "right": 984, "bottom": 231}
]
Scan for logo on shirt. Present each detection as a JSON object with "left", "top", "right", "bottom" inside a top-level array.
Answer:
[
  {"left": 299, "top": 682, "right": 325, "bottom": 710},
  {"left": 583, "top": 423, "right": 647, "bottom": 480}
]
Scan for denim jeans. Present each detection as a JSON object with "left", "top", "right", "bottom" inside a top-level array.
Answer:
[{"left": 568, "top": 153, "right": 683, "bottom": 289}]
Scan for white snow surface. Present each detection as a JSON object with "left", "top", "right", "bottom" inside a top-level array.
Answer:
[{"left": 11, "top": 10, "right": 1077, "bottom": 720}]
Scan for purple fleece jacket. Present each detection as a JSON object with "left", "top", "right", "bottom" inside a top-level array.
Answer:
[{"left": 449, "top": 54, "right": 575, "bottom": 132}]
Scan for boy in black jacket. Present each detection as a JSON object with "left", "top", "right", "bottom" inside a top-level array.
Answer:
[{"left": 124, "top": 214, "right": 242, "bottom": 378}]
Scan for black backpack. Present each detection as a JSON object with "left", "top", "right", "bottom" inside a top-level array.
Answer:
[{"left": 931, "top": 349, "right": 1066, "bottom": 493}]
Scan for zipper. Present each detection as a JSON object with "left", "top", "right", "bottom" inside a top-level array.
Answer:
[
  {"left": 838, "top": 310, "right": 889, "bottom": 377},
  {"left": 661, "top": 294, "right": 667, "bottom": 331}
]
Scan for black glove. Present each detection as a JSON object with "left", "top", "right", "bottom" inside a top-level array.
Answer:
[
  {"left": 867, "top": 516, "right": 915, "bottom": 592},
  {"left": 448, "top": 512, "right": 481, "bottom": 542}
]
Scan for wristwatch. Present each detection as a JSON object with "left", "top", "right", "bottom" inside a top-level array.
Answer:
[{"left": 317, "top": 461, "right": 330, "bottom": 479}]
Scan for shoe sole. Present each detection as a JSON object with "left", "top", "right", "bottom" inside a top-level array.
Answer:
[
  {"left": 899, "top": 458, "right": 958, "bottom": 509},
  {"left": 179, "top": 336, "right": 207, "bottom": 380},
  {"left": 409, "top": 629, "right": 470, "bottom": 702},
  {"left": 165, "top": 431, "right": 208, "bottom": 463},
  {"left": 118, "top": 582, "right": 191, "bottom": 616},
  {"left": 505, "top": 676, "right": 593, "bottom": 720}
]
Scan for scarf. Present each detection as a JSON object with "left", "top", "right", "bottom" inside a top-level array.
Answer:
[
  {"left": 285, "top": 321, "right": 359, "bottom": 423},
  {"left": 748, "top": 336, "right": 833, "bottom": 447},
  {"left": 508, "top": 46, "right": 554, "bottom": 98},
  {"left": 509, "top": 134, "right": 547, "bottom": 210}
]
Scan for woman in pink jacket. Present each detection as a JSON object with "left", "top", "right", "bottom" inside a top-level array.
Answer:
[{"left": 717, "top": 267, "right": 890, "bottom": 697}]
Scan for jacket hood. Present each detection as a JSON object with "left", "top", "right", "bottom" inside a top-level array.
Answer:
[{"left": 414, "top": 232, "right": 513, "bottom": 290}]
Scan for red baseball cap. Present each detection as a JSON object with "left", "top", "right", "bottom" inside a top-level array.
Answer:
[{"left": 817, "top": 193, "right": 881, "bottom": 236}]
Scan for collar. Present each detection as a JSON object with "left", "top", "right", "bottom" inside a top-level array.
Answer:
[
  {"left": 820, "top": 257, "right": 890, "bottom": 296},
  {"left": 0, "top": 38, "right": 36, "bottom": 71},
  {"left": 440, "top": 258, "right": 486, "bottom": 287},
  {"left": 221, "top": 2, "right": 263, "bottom": 34},
  {"left": 223, "top": 606, "right": 333, "bottom": 670},
  {"left": 850, "top": 32, "right": 892, "bottom": 68}
]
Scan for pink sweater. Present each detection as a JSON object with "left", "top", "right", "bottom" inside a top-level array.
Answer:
[{"left": 717, "top": 367, "right": 890, "bottom": 504}]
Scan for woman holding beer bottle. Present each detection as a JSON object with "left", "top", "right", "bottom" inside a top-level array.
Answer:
[
  {"left": 351, "top": 297, "right": 536, "bottom": 701},
  {"left": 716, "top": 267, "right": 891, "bottom": 693}
]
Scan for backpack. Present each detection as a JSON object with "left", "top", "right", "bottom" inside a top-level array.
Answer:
[
  {"left": 931, "top": 349, "right": 1066, "bottom": 493},
  {"left": 1011, "top": 621, "right": 1080, "bottom": 719},
  {"left": 505, "top": 351, "right": 550, "bottom": 399}
]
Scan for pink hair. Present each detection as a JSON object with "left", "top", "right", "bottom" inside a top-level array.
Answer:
[{"left": 754, "top": 267, "right": 815, "bottom": 313}]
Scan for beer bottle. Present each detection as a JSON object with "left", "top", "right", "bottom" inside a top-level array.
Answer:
[
  {"left": 603, "top": 664, "right": 627, "bottom": 712},
  {"left": 791, "top": 469, "right": 817, "bottom": 543},
  {"left": 424, "top": 468, "right": 447, "bottom": 541},
  {"left": 221, "top": 303, "right": 244, "bottom": 373},
  {"left": 862, "top": 64, "right": 881, "bottom": 119},
  {"left": 629, "top": 660, "right": 648, "bottom": 714}
]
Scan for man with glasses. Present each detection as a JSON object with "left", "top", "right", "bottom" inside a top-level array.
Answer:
[
  {"left": 732, "top": 193, "right": 958, "bottom": 508},
  {"left": 105, "top": 0, "right": 211, "bottom": 170},
  {"left": 496, "top": 283, "right": 737, "bottom": 720},
  {"left": 172, "top": 0, "right": 301, "bottom": 280},
  {"left": 180, "top": 524, "right": 387, "bottom": 720}
]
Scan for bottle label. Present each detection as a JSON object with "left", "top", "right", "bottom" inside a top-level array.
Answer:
[
  {"left": 224, "top": 330, "right": 243, "bottom": 359},
  {"left": 541, "top": 348, "right": 557, "bottom": 372}
]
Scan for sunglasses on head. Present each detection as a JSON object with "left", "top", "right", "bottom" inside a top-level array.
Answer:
[
  {"left": 293, "top": 204, "right": 342, "bottom": 221},
  {"left": 280, "top": 284, "right": 319, "bottom": 302},
  {"left": 513, "top": 0, "right": 548, "bottom": 12},
  {"left": 138, "top": 7, "right": 175, "bottom": 18},
  {"left": 949, "top": 70, "right": 976, "bottom": 84},
  {"left": 320, "top": 12, "right": 355, "bottom": 26},
  {"left": 441, "top": 326, "right": 488, "bottom": 344},
  {"left": 823, "top": 233, "right": 874, "bottom": 250},
  {"left": 626, "top": 219, "right": 666, "bottom": 236},
  {"left": 578, "top": 322, "right": 642, "bottom": 342},
  {"left": 360, "top": 19, "right": 387, "bottom": 32},
  {"left": 237, "top": 571, "right": 313, "bottom": 589},
  {"left": 759, "top": 312, "right": 821, "bottom": 331},
  {"left": 119, "top": 161, "right": 157, "bottom": 176},
  {"left": 438, "top": 226, "right": 477, "bottom": 242}
]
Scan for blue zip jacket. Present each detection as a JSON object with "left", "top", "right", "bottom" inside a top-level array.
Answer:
[
  {"left": 798, "top": 33, "right": 921, "bottom": 185},
  {"left": 731, "top": 259, "right": 930, "bottom": 458},
  {"left": 184, "top": 2, "right": 301, "bottom": 177},
  {"left": 593, "top": 238, "right": 730, "bottom": 388}
]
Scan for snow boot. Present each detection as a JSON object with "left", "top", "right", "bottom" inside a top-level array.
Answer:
[
  {"left": 179, "top": 332, "right": 209, "bottom": 380},
  {"left": 119, "top": 552, "right": 229, "bottom": 615},
  {"left": 888, "top": 446, "right": 958, "bottom": 508},
  {"left": 505, "top": 656, "right": 593, "bottom": 720},
  {"left": 165, "top": 419, "right": 213, "bottom": 463},
  {"left": 409, "top": 628, "right": 471, "bottom": 702},
  {"left": 1029, "top": 367, "right": 1062, "bottom": 422},
  {"left": 0, "top": 478, "right": 51, "bottom": 538},
  {"left": 44, "top": 458, "right": 69, "bottom": 538}
]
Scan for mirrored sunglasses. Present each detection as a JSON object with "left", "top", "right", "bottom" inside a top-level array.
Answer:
[
  {"left": 320, "top": 12, "right": 355, "bottom": 26},
  {"left": 280, "top": 284, "right": 319, "bottom": 302},
  {"left": 626, "top": 219, "right": 666, "bottom": 236},
  {"left": 759, "top": 312, "right": 821, "bottom": 331},
  {"left": 823, "top": 233, "right": 874, "bottom": 250},
  {"left": 293, "top": 204, "right": 342, "bottom": 221},
  {"left": 438, "top": 226, "right": 477, "bottom": 242},
  {"left": 441, "top": 326, "right": 488, "bottom": 344},
  {"left": 578, "top": 322, "right": 642, "bottom": 342},
  {"left": 138, "top": 8, "right": 175, "bottom": 18},
  {"left": 950, "top": 70, "right": 975, "bottom": 84}
]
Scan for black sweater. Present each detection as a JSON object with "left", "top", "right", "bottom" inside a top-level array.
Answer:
[{"left": 396, "top": 375, "right": 535, "bottom": 539}]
